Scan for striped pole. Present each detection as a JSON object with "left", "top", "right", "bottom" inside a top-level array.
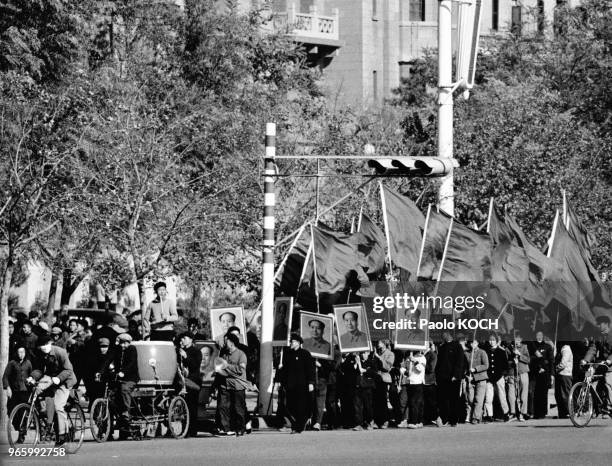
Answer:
[{"left": 258, "top": 123, "right": 276, "bottom": 415}]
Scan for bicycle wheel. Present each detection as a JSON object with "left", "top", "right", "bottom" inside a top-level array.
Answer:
[
  {"left": 64, "top": 401, "right": 86, "bottom": 453},
  {"left": 569, "top": 382, "right": 593, "bottom": 427},
  {"left": 8, "top": 404, "right": 40, "bottom": 448},
  {"left": 90, "top": 398, "right": 113, "bottom": 443},
  {"left": 166, "top": 396, "right": 189, "bottom": 439}
]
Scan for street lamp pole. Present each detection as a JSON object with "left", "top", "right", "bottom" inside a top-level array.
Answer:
[{"left": 438, "top": 0, "right": 454, "bottom": 217}]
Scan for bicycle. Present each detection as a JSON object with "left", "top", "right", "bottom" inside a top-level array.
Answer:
[
  {"left": 568, "top": 362, "right": 611, "bottom": 428},
  {"left": 7, "top": 381, "right": 86, "bottom": 453}
]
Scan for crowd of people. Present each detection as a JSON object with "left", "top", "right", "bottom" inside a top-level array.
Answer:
[
  {"left": 273, "top": 325, "right": 608, "bottom": 434},
  {"left": 3, "top": 288, "right": 611, "bottom": 442}
]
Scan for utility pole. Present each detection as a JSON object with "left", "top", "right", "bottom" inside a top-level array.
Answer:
[
  {"left": 438, "top": 0, "right": 454, "bottom": 217},
  {"left": 258, "top": 123, "right": 276, "bottom": 415}
]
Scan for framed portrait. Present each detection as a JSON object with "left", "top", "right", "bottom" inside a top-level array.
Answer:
[
  {"left": 300, "top": 311, "right": 334, "bottom": 360},
  {"left": 272, "top": 297, "right": 293, "bottom": 347},
  {"left": 194, "top": 340, "right": 219, "bottom": 385},
  {"left": 394, "top": 305, "right": 429, "bottom": 351},
  {"left": 210, "top": 306, "right": 246, "bottom": 345},
  {"left": 333, "top": 303, "right": 372, "bottom": 353}
]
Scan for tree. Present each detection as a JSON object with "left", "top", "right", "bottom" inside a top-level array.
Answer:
[{"left": 0, "top": 71, "right": 85, "bottom": 437}]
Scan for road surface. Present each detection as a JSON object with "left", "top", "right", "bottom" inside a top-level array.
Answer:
[{"left": 2, "top": 417, "right": 611, "bottom": 465}]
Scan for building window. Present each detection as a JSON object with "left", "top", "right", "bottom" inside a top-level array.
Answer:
[
  {"left": 372, "top": 0, "right": 378, "bottom": 20},
  {"left": 492, "top": 0, "right": 499, "bottom": 31},
  {"left": 409, "top": 0, "right": 425, "bottom": 22},
  {"left": 373, "top": 70, "right": 378, "bottom": 101},
  {"left": 399, "top": 61, "right": 414, "bottom": 80},
  {"left": 511, "top": 6, "right": 522, "bottom": 36}
]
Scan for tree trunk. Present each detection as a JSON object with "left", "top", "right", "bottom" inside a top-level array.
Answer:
[
  {"left": 0, "top": 256, "right": 14, "bottom": 442},
  {"left": 45, "top": 270, "right": 59, "bottom": 320}
]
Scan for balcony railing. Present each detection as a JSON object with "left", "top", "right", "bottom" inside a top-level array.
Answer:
[{"left": 272, "top": 5, "right": 340, "bottom": 42}]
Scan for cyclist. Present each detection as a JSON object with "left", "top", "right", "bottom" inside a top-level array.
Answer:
[
  {"left": 26, "top": 334, "right": 77, "bottom": 446},
  {"left": 581, "top": 315, "right": 612, "bottom": 417}
]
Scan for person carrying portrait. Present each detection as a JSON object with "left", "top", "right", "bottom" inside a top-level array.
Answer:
[
  {"left": 435, "top": 332, "right": 465, "bottom": 427},
  {"left": 343, "top": 351, "right": 376, "bottom": 431},
  {"left": 323, "top": 342, "right": 343, "bottom": 430},
  {"left": 278, "top": 333, "right": 315, "bottom": 434},
  {"left": 143, "top": 281, "right": 178, "bottom": 341},
  {"left": 465, "top": 339, "right": 489, "bottom": 424},
  {"left": 215, "top": 333, "right": 249, "bottom": 436},
  {"left": 372, "top": 339, "right": 394, "bottom": 429},
  {"left": 178, "top": 332, "right": 203, "bottom": 437}
]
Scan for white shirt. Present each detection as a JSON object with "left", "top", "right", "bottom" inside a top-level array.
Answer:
[{"left": 408, "top": 354, "right": 426, "bottom": 385}]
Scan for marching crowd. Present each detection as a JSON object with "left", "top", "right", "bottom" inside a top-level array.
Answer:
[{"left": 3, "top": 283, "right": 612, "bottom": 442}]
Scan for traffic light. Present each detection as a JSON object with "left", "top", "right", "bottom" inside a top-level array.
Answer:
[{"left": 367, "top": 156, "right": 459, "bottom": 176}]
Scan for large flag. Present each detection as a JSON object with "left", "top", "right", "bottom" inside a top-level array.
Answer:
[
  {"left": 549, "top": 215, "right": 599, "bottom": 328},
  {"left": 488, "top": 206, "right": 529, "bottom": 308},
  {"left": 564, "top": 200, "right": 612, "bottom": 315},
  {"left": 438, "top": 220, "right": 492, "bottom": 282},
  {"left": 275, "top": 227, "right": 311, "bottom": 296},
  {"left": 505, "top": 214, "right": 561, "bottom": 308},
  {"left": 381, "top": 186, "right": 425, "bottom": 275},
  {"left": 418, "top": 208, "right": 452, "bottom": 280},
  {"left": 355, "top": 213, "right": 386, "bottom": 274},
  {"left": 311, "top": 225, "right": 368, "bottom": 295}
]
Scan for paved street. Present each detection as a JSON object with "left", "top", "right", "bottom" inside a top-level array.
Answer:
[{"left": 3, "top": 417, "right": 611, "bottom": 466}]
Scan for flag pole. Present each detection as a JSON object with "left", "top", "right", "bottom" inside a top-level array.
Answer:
[
  {"left": 547, "top": 210, "right": 560, "bottom": 259},
  {"left": 379, "top": 182, "right": 394, "bottom": 275},
  {"left": 309, "top": 224, "right": 321, "bottom": 314},
  {"left": 486, "top": 197, "right": 494, "bottom": 233},
  {"left": 433, "top": 216, "right": 454, "bottom": 298},
  {"left": 416, "top": 204, "right": 432, "bottom": 279},
  {"left": 562, "top": 189, "right": 568, "bottom": 228}
]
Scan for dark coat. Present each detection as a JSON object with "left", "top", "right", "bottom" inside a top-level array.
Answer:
[
  {"left": 182, "top": 344, "right": 203, "bottom": 387},
  {"left": 3, "top": 358, "right": 33, "bottom": 392},
  {"left": 436, "top": 340, "right": 465, "bottom": 382},
  {"left": 280, "top": 347, "right": 316, "bottom": 390},
  {"left": 529, "top": 341, "right": 554, "bottom": 376},
  {"left": 107, "top": 345, "right": 139, "bottom": 383},
  {"left": 486, "top": 346, "right": 508, "bottom": 382}
]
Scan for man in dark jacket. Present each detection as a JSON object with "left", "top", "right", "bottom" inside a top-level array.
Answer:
[
  {"left": 28, "top": 335, "right": 76, "bottom": 446},
  {"left": 484, "top": 333, "right": 510, "bottom": 421},
  {"left": 529, "top": 331, "right": 553, "bottom": 419},
  {"left": 279, "top": 333, "right": 315, "bottom": 434},
  {"left": 178, "top": 332, "right": 202, "bottom": 437},
  {"left": 101, "top": 333, "right": 139, "bottom": 429},
  {"left": 435, "top": 332, "right": 465, "bottom": 426}
]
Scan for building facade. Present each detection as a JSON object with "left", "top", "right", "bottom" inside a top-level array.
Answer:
[{"left": 238, "top": 0, "right": 563, "bottom": 105}]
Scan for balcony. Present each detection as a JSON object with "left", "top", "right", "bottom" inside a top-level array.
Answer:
[{"left": 272, "top": 5, "right": 343, "bottom": 50}]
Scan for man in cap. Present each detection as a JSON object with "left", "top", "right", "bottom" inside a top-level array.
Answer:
[
  {"left": 89, "top": 338, "right": 112, "bottom": 408},
  {"left": 583, "top": 315, "right": 612, "bottom": 416},
  {"left": 278, "top": 333, "right": 315, "bottom": 434},
  {"left": 102, "top": 333, "right": 139, "bottom": 434},
  {"left": 340, "top": 311, "right": 368, "bottom": 349},
  {"left": 50, "top": 326, "right": 68, "bottom": 349},
  {"left": 178, "top": 332, "right": 202, "bottom": 437},
  {"left": 21, "top": 321, "right": 39, "bottom": 354},
  {"left": 27, "top": 335, "right": 77, "bottom": 446},
  {"left": 143, "top": 281, "right": 178, "bottom": 341}
]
